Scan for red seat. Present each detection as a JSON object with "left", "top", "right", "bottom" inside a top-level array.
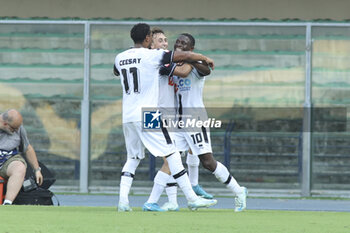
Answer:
[{"left": 0, "top": 176, "right": 6, "bottom": 204}]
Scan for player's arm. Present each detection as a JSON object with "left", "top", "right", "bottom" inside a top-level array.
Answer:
[
  {"left": 159, "top": 61, "right": 192, "bottom": 78},
  {"left": 173, "top": 63, "right": 193, "bottom": 78},
  {"left": 159, "top": 63, "right": 177, "bottom": 77},
  {"left": 191, "top": 61, "right": 210, "bottom": 76},
  {"left": 160, "top": 50, "right": 214, "bottom": 73},
  {"left": 113, "top": 64, "right": 120, "bottom": 76},
  {"left": 172, "top": 51, "right": 214, "bottom": 70}
]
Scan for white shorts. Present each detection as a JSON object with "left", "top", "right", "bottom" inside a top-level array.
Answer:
[
  {"left": 172, "top": 126, "right": 212, "bottom": 156},
  {"left": 123, "top": 122, "right": 177, "bottom": 159}
]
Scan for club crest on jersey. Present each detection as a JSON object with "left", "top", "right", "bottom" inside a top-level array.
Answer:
[
  {"left": 143, "top": 110, "right": 162, "bottom": 129},
  {"left": 178, "top": 78, "right": 191, "bottom": 91}
]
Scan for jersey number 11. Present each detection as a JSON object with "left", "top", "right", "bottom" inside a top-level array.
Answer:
[{"left": 121, "top": 67, "right": 140, "bottom": 94}]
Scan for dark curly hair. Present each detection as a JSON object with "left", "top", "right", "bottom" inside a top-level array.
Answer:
[
  {"left": 130, "top": 23, "right": 151, "bottom": 44},
  {"left": 180, "top": 33, "right": 195, "bottom": 48}
]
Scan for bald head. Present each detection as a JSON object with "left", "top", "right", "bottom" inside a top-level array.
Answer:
[{"left": 1, "top": 109, "right": 23, "bottom": 133}]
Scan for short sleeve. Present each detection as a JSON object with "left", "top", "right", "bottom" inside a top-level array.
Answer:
[
  {"left": 113, "top": 64, "right": 120, "bottom": 76},
  {"left": 191, "top": 66, "right": 205, "bottom": 79},
  {"left": 159, "top": 63, "right": 177, "bottom": 76},
  {"left": 160, "top": 50, "right": 174, "bottom": 65},
  {"left": 18, "top": 125, "right": 30, "bottom": 153}
]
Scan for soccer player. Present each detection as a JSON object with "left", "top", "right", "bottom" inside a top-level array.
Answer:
[
  {"left": 143, "top": 28, "right": 213, "bottom": 212},
  {"left": 174, "top": 33, "right": 248, "bottom": 212},
  {"left": 144, "top": 33, "right": 248, "bottom": 212},
  {"left": 113, "top": 23, "right": 217, "bottom": 212}
]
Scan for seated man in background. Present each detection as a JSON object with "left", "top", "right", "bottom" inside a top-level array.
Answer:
[{"left": 0, "top": 109, "right": 43, "bottom": 205}]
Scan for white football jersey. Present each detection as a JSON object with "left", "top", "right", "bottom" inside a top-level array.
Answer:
[
  {"left": 114, "top": 48, "right": 173, "bottom": 123},
  {"left": 175, "top": 68, "right": 205, "bottom": 109},
  {"left": 159, "top": 75, "right": 177, "bottom": 109},
  {"left": 174, "top": 68, "right": 212, "bottom": 154}
]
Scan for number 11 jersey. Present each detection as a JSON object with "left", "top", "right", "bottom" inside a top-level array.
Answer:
[{"left": 114, "top": 47, "right": 173, "bottom": 123}]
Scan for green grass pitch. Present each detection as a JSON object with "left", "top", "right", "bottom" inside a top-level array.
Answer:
[{"left": 1, "top": 206, "right": 349, "bottom": 233}]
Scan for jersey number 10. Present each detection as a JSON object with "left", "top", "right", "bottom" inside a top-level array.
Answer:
[{"left": 121, "top": 67, "right": 140, "bottom": 94}]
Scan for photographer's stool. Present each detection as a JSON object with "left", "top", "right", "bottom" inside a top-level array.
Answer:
[{"left": 0, "top": 176, "right": 6, "bottom": 204}]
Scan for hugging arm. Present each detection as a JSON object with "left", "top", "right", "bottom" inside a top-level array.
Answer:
[
  {"left": 191, "top": 61, "right": 210, "bottom": 76},
  {"left": 172, "top": 51, "right": 214, "bottom": 70}
]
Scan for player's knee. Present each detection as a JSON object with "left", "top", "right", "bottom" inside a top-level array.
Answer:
[
  {"left": 186, "top": 152, "right": 200, "bottom": 166},
  {"left": 199, "top": 153, "right": 216, "bottom": 172},
  {"left": 206, "top": 162, "right": 217, "bottom": 172},
  {"left": 200, "top": 159, "right": 212, "bottom": 171},
  {"left": 160, "top": 163, "right": 171, "bottom": 174},
  {"left": 122, "top": 158, "right": 141, "bottom": 174}
]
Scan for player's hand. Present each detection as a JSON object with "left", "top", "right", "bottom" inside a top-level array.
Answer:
[{"left": 205, "top": 57, "right": 214, "bottom": 70}]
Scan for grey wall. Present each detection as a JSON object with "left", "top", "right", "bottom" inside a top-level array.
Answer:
[{"left": 1, "top": 0, "right": 350, "bottom": 21}]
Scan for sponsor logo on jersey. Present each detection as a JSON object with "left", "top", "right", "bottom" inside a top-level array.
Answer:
[
  {"left": 143, "top": 110, "right": 162, "bottom": 129},
  {"left": 168, "top": 76, "right": 178, "bottom": 93},
  {"left": 177, "top": 78, "right": 191, "bottom": 91}
]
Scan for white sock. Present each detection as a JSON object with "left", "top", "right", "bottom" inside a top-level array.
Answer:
[
  {"left": 147, "top": 171, "right": 169, "bottom": 203},
  {"left": 213, "top": 162, "right": 243, "bottom": 195},
  {"left": 226, "top": 177, "right": 244, "bottom": 195},
  {"left": 186, "top": 152, "right": 199, "bottom": 186},
  {"left": 165, "top": 176, "right": 178, "bottom": 204},
  {"left": 119, "top": 175, "right": 133, "bottom": 205},
  {"left": 166, "top": 151, "right": 198, "bottom": 202},
  {"left": 3, "top": 199, "right": 12, "bottom": 205},
  {"left": 118, "top": 158, "right": 140, "bottom": 205}
]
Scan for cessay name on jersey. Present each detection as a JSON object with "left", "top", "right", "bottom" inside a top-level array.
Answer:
[{"left": 119, "top": 58, "right": 141, "bottom": 66}]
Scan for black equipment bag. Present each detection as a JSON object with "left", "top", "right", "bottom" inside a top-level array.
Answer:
[
  {"left": 13, "top": 160, "right": 59, "bottom": 205},
  {"left": 13, "top": 187, "right": 54, "bottom": 205},
  {"left": 25, "top": 161, "right": 56, "bottom": 189}
]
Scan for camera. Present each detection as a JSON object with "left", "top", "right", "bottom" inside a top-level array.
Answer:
[{"left": 22, "top": 177, "right": 38, "bottom": 192}]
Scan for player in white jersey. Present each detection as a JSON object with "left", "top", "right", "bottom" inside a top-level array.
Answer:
[
  {"left": 173, "top": 33, "right": 248, "bottom": 212},
  {"left": 113, "top": 23, "right": 217, "bottom": 212},
  {"left": 143, "top": 28, "right": 214, "bottom": 212},
  {"left": 143, "top": 33, "right": 247, "bottom": 212}
]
